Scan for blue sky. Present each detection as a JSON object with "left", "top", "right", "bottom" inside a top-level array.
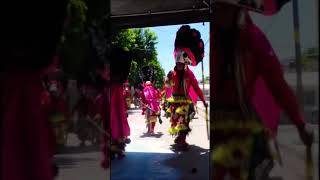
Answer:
[{"left": 149, "top": 1, "right": 318, "bottom": 80}]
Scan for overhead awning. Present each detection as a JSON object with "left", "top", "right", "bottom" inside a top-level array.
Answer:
[
  {"left": 110, "top": 0, "right": 291, "bottom": 29},
  {"left": 110, "top": 0, "right": 211, "bottom": 29}
]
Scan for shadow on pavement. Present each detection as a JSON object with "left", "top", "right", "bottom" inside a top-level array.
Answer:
[
  {"left": 131, "top": 106, "right": 141, "bottom": 110},
  {"left": 111, "top": 152, "right": 180, "bottom": 180},
  {"left": 56, "top": 144, "right": 100, "bottom": 154},
  {"left": 127, "top": 111, "right": 136, "bottom": 115},
  {"left": 164, "top": 145, "right": 210, "bottom": 180},
  {"left": 128, "top": 107, "right": 142, "bottom": 112},
  {"left": 269, "top": 177, "right": 283, "bottom": 180},
  {"left": 140, "top": 132, "right": 164, "bottom": 138},
  {"left": 54, "top": 156, "right": 98, "bottom": 169}
]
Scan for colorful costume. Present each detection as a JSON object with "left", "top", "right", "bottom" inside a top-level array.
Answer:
[
  {"left": 167, "top": 25, "right": 206, "bottom": 149},
  {"left": 94, "top": 65, "right": 111, "bottom": 168},
  {"left": 47, "top": 79, "right": 69, "bottom": 147},
  {"left": 139, "top": 66, "right": 162, "bottom": 133},
  {"left": 160, "top": 78, "right": 173, "bottom": 117},
  {"left": 111, "top": 83, "right": 131, "bottom": 139},
  {"left": 42, "top": 55, "right": 68, "bottom": 176},
  {"left": 1, "top": 71, "right": 58, "bottom": 180},
  {"left": 109, "top": 47, "right": 133, "bottom": 159},
  {"left": 124, "top": 80, "right": 132, "bottom": 109},
  {"left": 133, "top": 88, "right": 143, "bottom": 108},
  {"left": 167, "top": 67, "right": 206, "bottom": 142},
  {"left": 210, "top": 9, "right": 307, "bottom": 180},
  {"left": 141, "top": 81, "right": 161, "bottom": 134},
  {"left": 73, "top": 84, "right": 98, "bottom": 146},
  {"left": 40, "top": 84, "right": 56, "bottom": 156}
]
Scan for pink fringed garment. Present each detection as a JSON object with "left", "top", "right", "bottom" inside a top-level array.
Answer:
[
  {"left": 1, "top": 71, "right": 54, "bottom": 180},
  {"left": 251, "top": 77, "right": 281, "bottom": 137},
  {"left": 110, "top": 83, "right": 130, "bottom": 139},
  {"left": 243, "top": 12, "right": 304, "bottom": 134},
  {"left": 188, "top": 86, "right": 199, "bottom": 105},
  {"left": 166, "top": 87, "right": 173, "bottom": 99},
  {"left": 143, "top": 84, "right": 160, "bottom": 114}
]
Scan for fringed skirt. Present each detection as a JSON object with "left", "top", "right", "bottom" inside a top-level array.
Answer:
[
  {"left": 166, "top": 95, "right": 194, "bottom": 136},
  {"left": 145, "top": 113, "right": 158, "bottom": 125},
  {"left": 144, "top": 105, "right": 161, "bottom": 125},
  {"left": 211, "top": 107, "right": 273, "bottom": 180}
]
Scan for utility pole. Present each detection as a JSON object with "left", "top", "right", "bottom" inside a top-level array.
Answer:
[
  {"left": 201, "top": 61, "right": 205, "bottom": 94},
  {"left": 292, "top": 0, "right": 304, "bottom": 112}
]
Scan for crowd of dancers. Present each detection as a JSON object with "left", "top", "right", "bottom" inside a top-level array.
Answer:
[{"left": 0, "top": 1, "right": 314, "bottom": 180}]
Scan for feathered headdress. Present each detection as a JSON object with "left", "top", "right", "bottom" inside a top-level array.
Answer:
[
  {"left": 140, "top": 66, "right": 155, "bottom": 83},
  {"left": 110, "top": 46, "right": 133, "bottom": 83},
  {"left": 174, "top": 25, "right": 204, "bottom": 66}
]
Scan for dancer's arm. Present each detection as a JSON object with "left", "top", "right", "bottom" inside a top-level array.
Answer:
[
  {"left": 253, "top": 30, "right": 313, "bottom": 146},
  {"left": 254, "top": 31, "right": 304, "bottom": 128},
  {"left": 188, "top": 69, "right": 207, "bottom": 106}
]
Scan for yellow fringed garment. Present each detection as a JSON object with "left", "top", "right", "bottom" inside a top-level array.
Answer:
[
  {"left": 167, "top": 96, "right": 192, "bottom": 104},
  {"left": 211, "top": 110, "right": 265, "bottom": 180},
  {"left": 145, "top": 116, "right": 157, "bottom": 124},
  {"left": 167, "top": 96, "right": 193, "bottom": 135},
  {"left": 168, "top": 124, "right": 189, "bottom": 135},
  {"left": 175, "top": 105, "right": 189, "bottom": 115}
]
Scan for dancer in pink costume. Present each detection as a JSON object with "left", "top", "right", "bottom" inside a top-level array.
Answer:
[
  {"left": 141, "top": 81, "right": 161, "bottom": 134},
  {"left": 139, "top": 66, "right": 162, "bottom": 134},
  {"left": 110, "top": 83, "right": 130, "bottom": 140},
  {"left": 210, "top": 3, "right": 313, "bottom": 180},
  {"left": 109, "top": 47, "right": 133, "bottom": 159},
  {"left": 94, "top": 63, "right": 111, "bottom": 169}
]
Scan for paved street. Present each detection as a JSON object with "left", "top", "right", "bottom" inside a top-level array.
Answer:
[
  {"left": 54, "top": 101, "right": 318, "bottom": 180},
  {"left": 55, "top": 133, "right": 110, "bottom": 180},
  {"left": 111, "top": 104, "right": 210, "bottom": 180}
]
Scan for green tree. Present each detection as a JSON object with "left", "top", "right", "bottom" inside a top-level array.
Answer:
[
  {"left": 111, "top": 29, "right": 137, "bottom": 51},
  {"left": 204, "top": 76, "right": 210, "bottom": 84},
  {"left": 112, "top": 28, "right": 165, "bottom": 89},
  {"left": 301, "top": 47, "right": 319, "bottom": 71},
  {"left": 59, "top": 0, "right": 88, "bottom": 79},
  {"left": 59, "top": 0, "right": 109, "bottom": 79}
]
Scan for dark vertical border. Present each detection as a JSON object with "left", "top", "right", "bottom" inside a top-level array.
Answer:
[
  {"left": 0, "top": 72, "right": 2, "bottom": 180},
  {"left": 105, "top": 0, "right": 112, "bottom": 178},
  {"left": 209, "top": 1, "right": 214, "bottom": 179}
]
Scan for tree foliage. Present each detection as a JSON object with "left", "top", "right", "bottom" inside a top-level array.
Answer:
[
  {"left": 59, "top": 0, "right": 109, "bottom": 79},
  {"left": 301, "top": 47, "right": 319, "bottom": 71},
  {"left": 111, "top": 28, "right": 165, "bottom": 89},
  {"left": 58, "top": 0, "right": 165, "bottom": 88}
]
